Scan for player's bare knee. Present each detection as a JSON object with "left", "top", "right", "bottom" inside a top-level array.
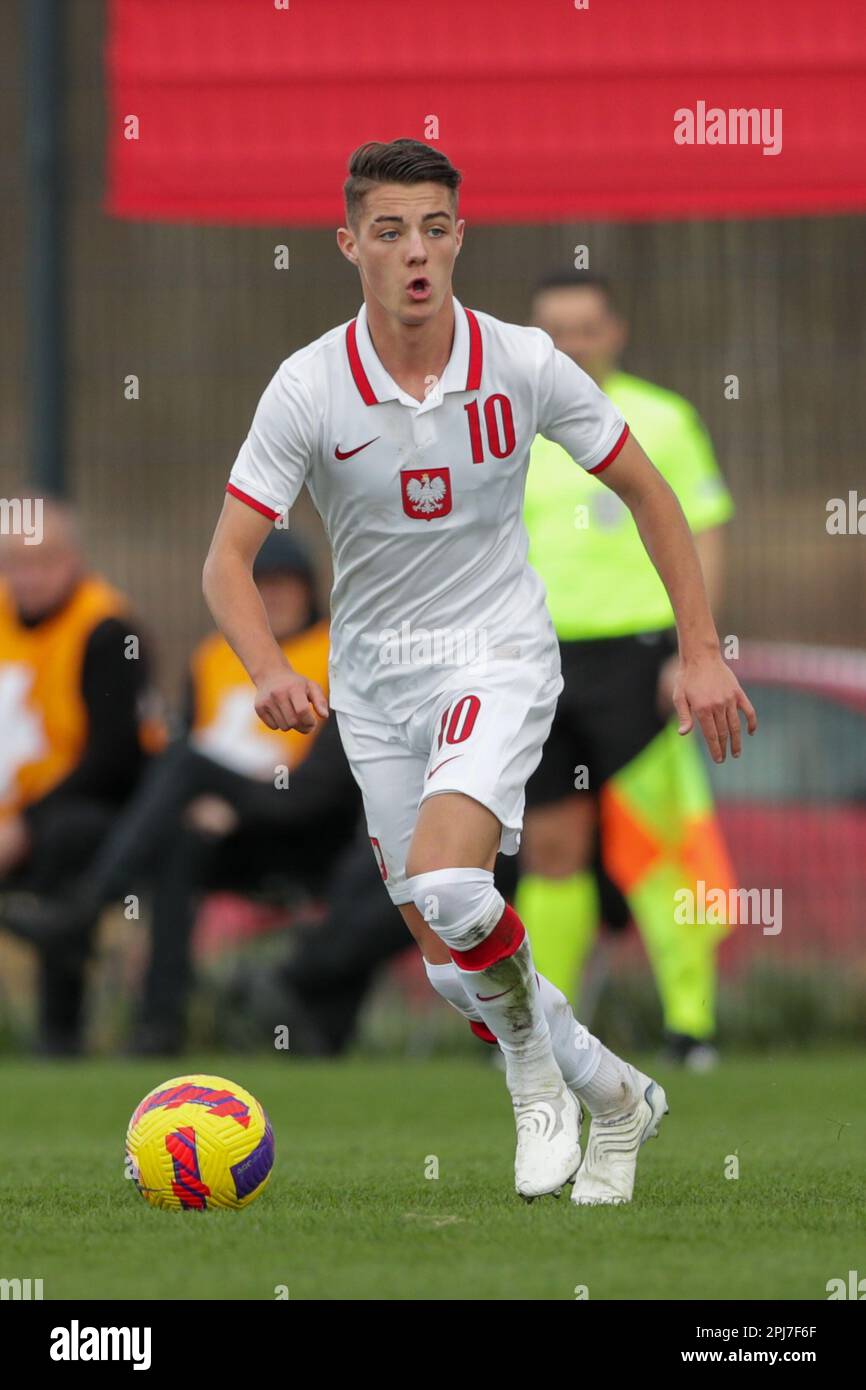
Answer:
[
  {"left": 404, "top": 845, "right": 435, "bottom": 880},
  {"left": 406, "top": 794, "right": 501, "bottom": 880}
]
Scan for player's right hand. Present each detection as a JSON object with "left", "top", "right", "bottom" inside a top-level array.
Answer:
[{"left": 254, "top": 666, "right": 329, "bottom": 734}]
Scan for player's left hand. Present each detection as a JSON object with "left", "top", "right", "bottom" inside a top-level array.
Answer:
[{"left": 672, "top": 651, "right": 758, "bottom": 763}]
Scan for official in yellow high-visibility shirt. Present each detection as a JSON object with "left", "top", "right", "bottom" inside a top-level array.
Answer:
[{"left": 519, "top": 271, "right": 737, "bottom": 1068}]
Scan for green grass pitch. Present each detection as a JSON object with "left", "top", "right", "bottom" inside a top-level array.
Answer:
[{"left": 2, "top": 1049, "right": 863, "bottom": 1300}]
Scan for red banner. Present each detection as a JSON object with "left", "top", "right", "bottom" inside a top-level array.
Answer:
[{"left": 105, "top": 0, "right": 866, "bottom": 225}]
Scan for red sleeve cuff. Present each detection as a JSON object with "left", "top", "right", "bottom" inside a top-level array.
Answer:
[
  {"left": 225, "top": 482, "right": 282, "bottom": 520},
  {"left": 587, "top": 422, "right": 630, "bottom": 475}
]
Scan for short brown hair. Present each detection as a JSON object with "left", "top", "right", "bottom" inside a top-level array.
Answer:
[{"left": 344, "top": 138, "right": 462, "bottom": 229}]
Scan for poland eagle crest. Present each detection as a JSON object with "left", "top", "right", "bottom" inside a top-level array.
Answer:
[{"left": 400, "top": 467, "right": 452, "bottom": 521}]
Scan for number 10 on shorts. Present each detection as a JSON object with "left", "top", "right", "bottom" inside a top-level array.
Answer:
[{"left": 436, "top": 694, "right": 481, "bottom": 748}]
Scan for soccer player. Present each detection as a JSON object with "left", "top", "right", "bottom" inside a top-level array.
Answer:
[
  {"left": 202, "top": 138, "right": 757, "bottom": 1204},
  {"left": 519, "top": 271, "right": 738, "bottom": 1066}
]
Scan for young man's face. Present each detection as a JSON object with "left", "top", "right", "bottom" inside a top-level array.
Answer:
[
  {"left": 531, "top": 285, "right": 627, "bottom": 385},
  {"left": 338, "top": 181, "right": 464, "bottom": 323}
]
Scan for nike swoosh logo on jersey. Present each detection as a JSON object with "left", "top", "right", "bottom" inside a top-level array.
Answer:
[
  {"left": 476, "top": 987, "right": 514, "bottom": 1002},
  {"left": 426, "top": 754, "right": 463, "bottom": 780},
  {"left": 334, "top": 437, "right": 380, "bottom": 460}
]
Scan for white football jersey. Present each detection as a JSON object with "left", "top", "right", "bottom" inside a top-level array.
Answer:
[{"left": 226, "top": 296, "right": 628, "bottom": 721}]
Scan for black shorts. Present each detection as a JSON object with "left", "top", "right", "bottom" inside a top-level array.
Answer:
[{"left": 524, "top": 628, "right": 677, "bottom": 808}]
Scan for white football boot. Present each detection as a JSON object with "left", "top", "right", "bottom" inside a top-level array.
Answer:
[
  {"left": 570, "top": 1064, "right": 668, "bottom": 1206},
  {"left": 513, "top": 1082, "right": 583, "bottom": 1201}
]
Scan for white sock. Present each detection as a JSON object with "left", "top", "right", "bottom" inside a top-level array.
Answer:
[
  {"left": 454, "top": 937, "right": 561, "bottom": 1097},
  {"left": 408, "top": 869, "right": 562, "bottom": 1097},
  {"left": 425, "top": 957, "right": 602, "bottom": 1093},
  {"left": 536, "top": 973, "right": 601, "bottom": 1091},
  {"left": 423, "top": 960, "right": 480, "bottom": 1022},
  {"left": 574, "top": 1045, "right": 634, "bottom": 1117}
]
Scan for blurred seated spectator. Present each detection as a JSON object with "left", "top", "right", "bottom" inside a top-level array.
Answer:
[
  {"left": 0, "top": 497, "right": 163, "bottom": 1054},
  {"left": 1, "top": 528, "right": 361, "bottom": 1055}
]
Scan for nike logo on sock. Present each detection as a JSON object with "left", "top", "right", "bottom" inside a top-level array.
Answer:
[{"left": 476, "top": 987, "right": 514, "bottom": 1002}]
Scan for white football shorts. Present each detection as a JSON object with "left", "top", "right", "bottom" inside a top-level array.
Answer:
[{"left": 334, "top": 649, "right": 564, "bottom": 905}]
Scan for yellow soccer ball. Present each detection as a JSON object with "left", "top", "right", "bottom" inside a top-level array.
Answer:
[{"left": 125, "top": 1074, "right": 274, "bottom": 1211}]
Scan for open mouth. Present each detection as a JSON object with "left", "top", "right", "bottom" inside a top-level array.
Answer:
[{"left": 407, "top": 277, "right": 432, "bottom": 300}]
